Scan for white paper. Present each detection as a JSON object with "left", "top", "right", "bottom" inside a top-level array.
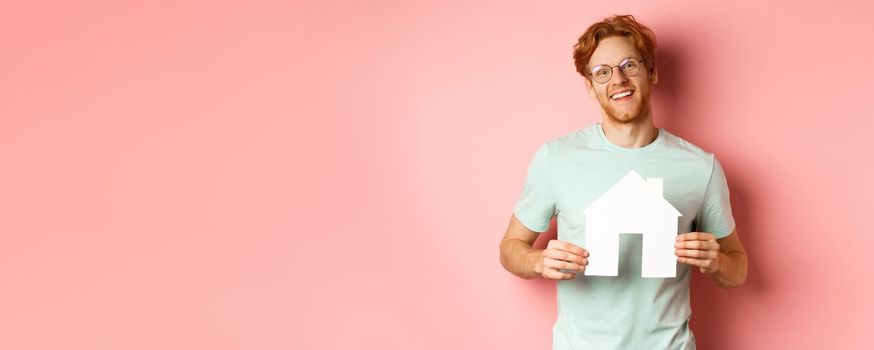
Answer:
[{"left": 584, "top": 170, "right": 682, "bottom": 278}]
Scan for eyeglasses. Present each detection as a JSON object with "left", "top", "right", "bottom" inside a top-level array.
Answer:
[{"left": 588, "top": 57, "right": 647, "bottom": 84}]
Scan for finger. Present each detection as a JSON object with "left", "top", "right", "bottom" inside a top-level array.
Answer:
[
  {"left": 675, "top": 249, "right": 717, "bottom": 259},
  {"left": 549, "top": 257, "right": 589, "bottom": 267},
  {"left": 677, "top": 257, "right": 709, "bottom": 268},
  {"left": 544, "top": 259, "right": 585, "bottom": 272},
  {"left": 558, "top": 241, "right": 586, "bottom": 256},
  {"left": 676, "top": 232, "right": 715, "bottom": 241},
  {"left": 675, "top": 240, "right": 719, "bottom": 251},
  {"left": 547, "top": 240, "right": 586, "bottom": 256},
  {"left": 544, "top": 249, "right": 585, "bottom": 264},
  {"left": 543, "top": 268, "right": 576, "bottom": 280}
]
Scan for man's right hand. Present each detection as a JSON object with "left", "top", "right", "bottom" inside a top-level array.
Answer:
[{"left": 536, "top": 240, "right": 589, "bottom": 280}]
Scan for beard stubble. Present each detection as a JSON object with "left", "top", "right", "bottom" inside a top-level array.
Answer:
[{"left": 601, "top": 89, "right": 652, "bottom": 125}]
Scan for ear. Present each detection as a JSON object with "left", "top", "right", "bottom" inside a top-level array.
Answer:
[
  {"left": 649, "top": 65, "right": 659, "bottom": 85},
  {"left": 584, "top": 76, "right": 596, "bottom": 100}
]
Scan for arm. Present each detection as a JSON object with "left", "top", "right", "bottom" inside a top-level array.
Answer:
[
  {"left": 498, "top": 214, "right": 542, "bottom": 279},
  {"left": 499, "top": 213, "right": 587, "bottom": 280},
  {"left": 675, "top": 229, "right": 748, "bottom": 288},
  {"left": 710, "top": 229, "right": 748, "bottom": 288}
]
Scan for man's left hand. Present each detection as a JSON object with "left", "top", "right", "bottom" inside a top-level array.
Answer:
[{"left": 675, "top": 232, "right": 720, "bottom": 274}]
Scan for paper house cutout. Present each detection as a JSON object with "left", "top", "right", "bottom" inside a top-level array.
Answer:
[{"left": 583, "top": 170, "right": 682, "bottom": 278}]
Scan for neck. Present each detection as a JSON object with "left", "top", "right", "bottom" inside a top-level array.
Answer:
[{"left": 600, "top": 112, "right": 658, "bottom": 148}]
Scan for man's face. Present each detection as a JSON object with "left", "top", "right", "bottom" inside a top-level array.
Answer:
[{"left": 584, "top": 36, "right": 658, "bottom": 124}]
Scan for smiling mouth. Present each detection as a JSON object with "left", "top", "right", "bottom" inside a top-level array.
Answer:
[{"left": 610, "top": 90, "right": 634, "bottom": 101}]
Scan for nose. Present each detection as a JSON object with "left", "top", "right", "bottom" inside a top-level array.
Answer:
[{"left": 609, "top": 66, "right": 629, "bottom": 85}]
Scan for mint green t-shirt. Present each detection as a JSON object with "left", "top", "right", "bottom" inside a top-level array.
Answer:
[{"left": 513, "top": 123, "right": 735, "bottom": 350}]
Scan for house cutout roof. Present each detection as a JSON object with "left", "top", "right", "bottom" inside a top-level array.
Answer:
[{"left": 584, "top": 170, "right": 682, "bottom": 217}]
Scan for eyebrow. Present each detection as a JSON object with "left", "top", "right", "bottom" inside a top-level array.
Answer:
[{"left": 589, "top": 56, "right": 641, "bottom": 70}]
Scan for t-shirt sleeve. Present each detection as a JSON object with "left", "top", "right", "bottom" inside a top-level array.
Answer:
[
  {"left": 513, "top": 143, "right": 557, "bottom": 233},
  {"left": 696, "top": 156, "right": 736, "bottom": 239}
]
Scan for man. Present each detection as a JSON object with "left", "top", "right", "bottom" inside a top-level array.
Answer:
[{"left": 498, "top": 15, "right": 748, "bottom": 349}]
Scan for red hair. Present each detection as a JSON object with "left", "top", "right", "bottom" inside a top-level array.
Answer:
[{"left": 572, "top": 15, "right": 658, "bottom": 79}]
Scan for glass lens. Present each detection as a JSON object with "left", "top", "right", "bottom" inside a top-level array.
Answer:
[
  {"left": 592, "top": 66, "right": 612, "bottom": 83},
  {"left": 620, "top": 59, "right": 640, "bottom": 77}
]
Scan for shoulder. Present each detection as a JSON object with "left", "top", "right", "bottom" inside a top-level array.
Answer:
[
  {"left": 658, "top": 128, "right": 718, "bottom": 166},
  {"left": 541, "top": 124, "right": 600, "bottom": 155}
]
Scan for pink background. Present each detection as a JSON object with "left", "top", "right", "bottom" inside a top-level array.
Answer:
[{"left": 2, "top": 1, "right": 873, "bottom": 349}]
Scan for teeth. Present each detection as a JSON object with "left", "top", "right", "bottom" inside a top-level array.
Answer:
[{"left": 611, "top": 91, "right": 632, "bottom": 100}]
